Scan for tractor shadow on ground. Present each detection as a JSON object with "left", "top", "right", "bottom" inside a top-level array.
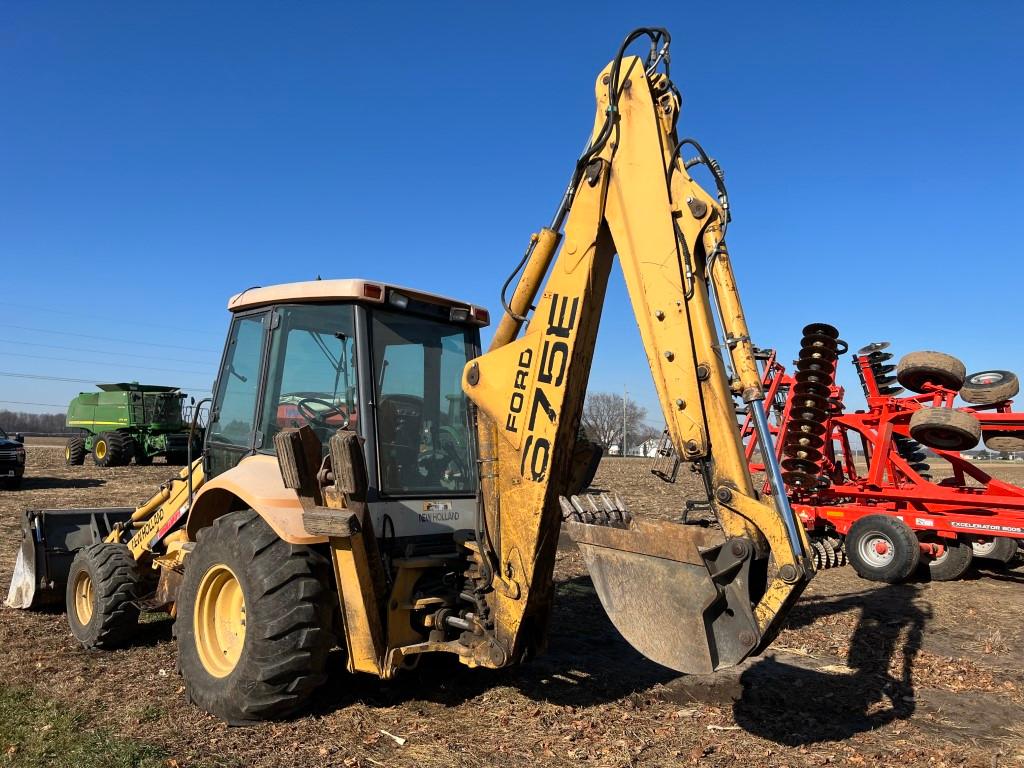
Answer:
[
  {"left": 15, "top": 477, "right": 106, "bottom": 491},
  {"left": 733, "top": 583, "right": 930, "bottom": 745},
  {"left": 312, "top": 574, "right": 676, "bottom": 715}
]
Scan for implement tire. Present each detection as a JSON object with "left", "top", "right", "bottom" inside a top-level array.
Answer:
[
  {"left": 971, "top": 536, "right": 1018, "bottom": 565},
  {"left": 985, "top": 433, "right": 1024, "bottom": 453},
  {"left": 960, "top": 370, "right": 1019, "bottom": 405},
  {"left": 65, "top": 437, "right": 86, "bottom": 466},
  {"left": 922, "top": 538, "right": 973, "bottom": 582},
  {"left": 897, "top": 351, "right": 966, "bottom": 393},
  {"left": 66, "top": 543, "right": 142, "bottom": 649},
  {"left": 846, "top": 515, "right": 920, "bottom": 583},
  {"left": 909, "top": 408, "right": 981, "bottom": 451},
  {"left": 175, "top": 510, "right": 334, "bottom": 723}
]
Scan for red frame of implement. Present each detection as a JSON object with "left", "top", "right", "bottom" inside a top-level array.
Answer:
[{"left": 742, "top": 350, "right": 1024, "bottom": 546}]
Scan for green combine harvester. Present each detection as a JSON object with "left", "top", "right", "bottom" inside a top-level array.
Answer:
[{"left": 65, "top": 383, "right": 198, "bottom": 466}]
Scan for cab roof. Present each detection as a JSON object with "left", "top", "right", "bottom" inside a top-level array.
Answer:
[{"left": 227, "top": 278, "right": 481, "bottom": 315}]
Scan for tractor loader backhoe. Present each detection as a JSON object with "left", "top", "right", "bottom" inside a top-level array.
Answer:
[{"left": 6, "top": 27, "right": 812, "bottom": 723}]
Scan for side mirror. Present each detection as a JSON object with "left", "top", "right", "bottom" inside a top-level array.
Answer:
[{"left": 15, "top": 433, "right": 24, "bottom": 444}]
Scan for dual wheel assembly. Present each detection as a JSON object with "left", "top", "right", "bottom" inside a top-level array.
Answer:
[{"left": 843, "top": 514, "right": 1019, "bottom": 584}]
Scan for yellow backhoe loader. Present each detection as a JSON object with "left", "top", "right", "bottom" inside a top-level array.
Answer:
[{"left": 6, "top": 27, "right": 813, "bottom": 723}]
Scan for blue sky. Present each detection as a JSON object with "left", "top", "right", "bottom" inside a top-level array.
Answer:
[{"left": 2, "top": 2, "right": 1022, "bottom": 424}]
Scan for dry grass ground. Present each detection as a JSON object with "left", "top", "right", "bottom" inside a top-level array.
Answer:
[{"left": 0, "top": 446, "right": 1022, "bottom": 767}]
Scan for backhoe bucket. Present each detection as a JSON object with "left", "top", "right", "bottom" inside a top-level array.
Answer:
[
  {"left": 5, "top": 508, "right": 134, "bottom": 609},
  {"left": 563, "top": 497, "right": 762, "bottom": 674}
]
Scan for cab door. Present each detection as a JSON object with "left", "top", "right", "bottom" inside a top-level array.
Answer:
[{"left": 205, "top": 310, "right": 270, "bottom": 478}]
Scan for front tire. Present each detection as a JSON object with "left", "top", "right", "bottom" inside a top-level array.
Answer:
[
  {"left": 175, "top": 510, "right": 334, "bottom": 723},
  {"left": 66, "top": 543, "right": 142, "bottom": 649},
  {"left": 846, "top": 515, "right": 920, "bottom": 583}
]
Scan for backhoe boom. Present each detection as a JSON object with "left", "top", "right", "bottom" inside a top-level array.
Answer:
[{"left": 463, "top": 29, "right": 813, "bottom": 673}]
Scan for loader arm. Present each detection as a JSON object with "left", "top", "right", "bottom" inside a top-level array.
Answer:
[{"left": 462, "top": 29, "right": 813, "bottom": 673}]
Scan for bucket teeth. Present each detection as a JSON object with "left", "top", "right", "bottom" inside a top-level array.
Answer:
[{"left": 560, "top": 493, "right": 631, "bottom": 527}]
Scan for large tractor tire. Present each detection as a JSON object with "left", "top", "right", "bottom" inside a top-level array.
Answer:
[
  {"left": 65, "top": 437, "right": 86, "bottom": 466},
  {"left": 971, "top": 536, "right": 1019, "bottom": 565},
  {"left": 93, "top": 431, "right": 134, "bottom": 467},
  {"left": 909, "top": 408, "right": 981, "bottom": 451},
  {"left": 175, "top": 510, "right": 335, "bottom": 723},
  {"left": 66, "top": 543, "right": 142, "bottom": 649},
  {"left": 960, "top": 370, "right": 1019, "bottom": 405},
  {"left": 846, "top": 515, "right": 920, "bottom": 583},
  {"left": 921, "top": 538, "right": 973, "bottom": 582},
  {"left": 984, "top": 433, "right": 1024, "bottom": 453},
  {"left": 896, "top": 351, "right": 966, "bottom": 394}
]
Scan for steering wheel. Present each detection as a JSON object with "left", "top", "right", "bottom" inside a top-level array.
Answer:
[{"left": 296, "top": 397, "right": 349, "bottom": 429}]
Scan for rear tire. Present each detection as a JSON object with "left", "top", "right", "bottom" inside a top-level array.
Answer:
[
  {"left": 846, "top": 515, "right": 920, "bottom": 583},
  {"left": 132, "top": 441, "right": 153, "bottom": 466},
  {"left": 65, "top": 437, "right": 86, "bottom": 466},
  {"left": 921, "top": 538, "right": 973, "bottom": 581},
  {"left": 897, "top": 351, "right": 966, "bottom": 393},
  {"left": 971, "top": 536, "right": 1019, "bottom": 564},
  {"left": 909, "top": 408, "right": 981, "bottom": 451},
  {"left": 66, "top": 543, "right": 142, "bottom": 649},
  {"left": 175, "top": 510, "right": 334, "bottom": 723},
  {"left": 960, "top": 370, "right": 1019, "bottom": 405}
]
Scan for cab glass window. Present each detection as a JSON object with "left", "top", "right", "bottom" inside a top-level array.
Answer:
[
  {"left": 260, "top": 304, "right": 357, "bottom": 449},
  {"left": 371, "top": 308, "right": 476, "bottom": 496},
  {"left": 209, "top": 314, "right": 265, "bottom": 448}
]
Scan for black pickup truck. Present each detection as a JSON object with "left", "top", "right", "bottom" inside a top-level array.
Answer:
[{"left": 0, "top": 427, "right": 26, "bottom": 489}]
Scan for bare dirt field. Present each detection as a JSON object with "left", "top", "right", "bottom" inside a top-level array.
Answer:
[{"left": 1, "top": 447, "right": 1022, "bottom": 767}]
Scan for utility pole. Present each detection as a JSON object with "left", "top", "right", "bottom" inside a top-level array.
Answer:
[{"left": 622, "top": 384, "right": 628, "bottom": 458}]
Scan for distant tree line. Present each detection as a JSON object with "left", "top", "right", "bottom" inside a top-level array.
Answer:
[
  {"left": 0, "top": 410, "right": 70, "bottom": 435},
  {"left": 581, "top": 392, "right": 660, "bottom": 451}
]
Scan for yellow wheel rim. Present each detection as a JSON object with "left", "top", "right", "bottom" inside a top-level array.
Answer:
[
  {"left": 65, "top": 446, "right": 71, "bottom": 461},
  {"left": 73, "top": 570, "right": 95, "bottom": 626},
  {"left": 95, "top": 440, "right": 107, "bottom": 460},
  {"left": 194, "top": 564, "right": 246, "bottom": 678}
]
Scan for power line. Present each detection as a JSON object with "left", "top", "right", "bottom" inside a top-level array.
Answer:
[
  {"left": 0, "top": 324, "right": 220, "bottom": 353},
  {"left": 1, "top": 350, "right": 213, "bottom": 377},
  {"left": 0, "top": 400, "right": 67, "bottom": 408},
  {"left": 0, "top": 370, "right": 211, "bottom": 392},
  {"left": 1, "top": 300, "right": 215, "bottom": 335},
  {"left": 0, "top": 338, "right": 218, "bottom": 366}
]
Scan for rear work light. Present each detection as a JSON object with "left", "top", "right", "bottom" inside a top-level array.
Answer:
[
  {"left": 450, "top": 307, "right": 470, "bottom": 322},
  {"left": 470, "top": 306, "right": 490, "bottom": 326},
  {"left": 388, "top": 291, "right": 409, "bottom": 309}
]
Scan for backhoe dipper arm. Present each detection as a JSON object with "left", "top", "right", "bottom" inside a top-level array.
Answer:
[{"left": 462, "top": 29, "right": 812, "bottom": 674}]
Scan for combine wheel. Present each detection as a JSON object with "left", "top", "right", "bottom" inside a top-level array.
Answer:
[
  {"left": 896, "top": 351, "right": 966, "bottom": 393},
  {"left": 175, "top": 510, "right": 334, "bottom": 723},
  {"left": 92, "top": 432, "right": 131, "bottom": 466},
  {"left": 846, "top": 515, "right": 920, "bottom": 583},
  {"left": 984, "top": 433, "right": 1024, "bottom": 453},
  {"left": 922, "top": 538, "right": 973, "bottom": 581},
  {"left": 909, "top": 408, "right": 981, "bottom": 451},
  {"left": 971, "top": 536, "right": 1019, "bottom": 565},
  {"left": 65, "top": 437, "right": 86, "bottom": 466},
  {"left": 66, "top": 543, "right": 142, "bottom": 649},
  {"left": 960, "top": 370, "right": 1019, "bottom": 405}
]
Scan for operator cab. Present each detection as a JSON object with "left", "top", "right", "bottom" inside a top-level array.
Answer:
[{"left": 206, "top": 279, "right": 489, "bottom": 542}]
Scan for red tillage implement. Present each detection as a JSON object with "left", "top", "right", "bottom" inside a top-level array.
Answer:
[{"left": 742, "top": 326, "right": 1024, "bottom": 583}]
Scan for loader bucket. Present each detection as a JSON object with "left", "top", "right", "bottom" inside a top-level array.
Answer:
[
  {"left": 565, "top": 511, "right": 762, "bottom": 674},
  {"left": 5, "top": 508, "right": 134, "bottom": 610}
]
